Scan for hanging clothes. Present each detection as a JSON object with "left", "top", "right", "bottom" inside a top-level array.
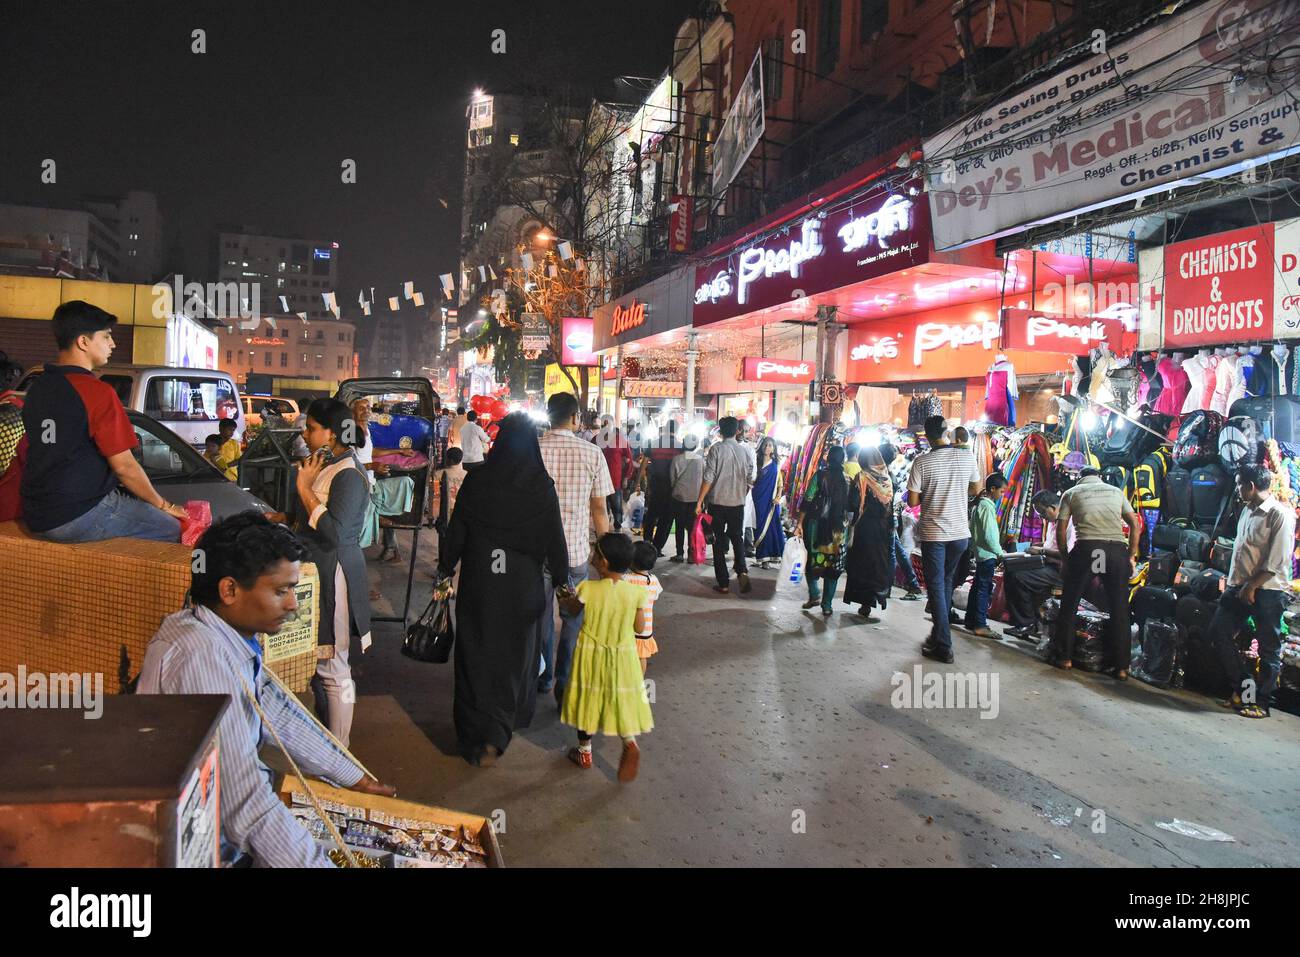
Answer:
[
  {"left": 1226, "top": 351, "right": 1250, "bottom": 410},
  {"left": 1241, "top": 347, "right": 1262, "bottom": 398},
  {"left": 1089, "top": 349, "right": 1116, "bottom": 403},
  {"left": 1074, "top": 354, "right": 1092, "bottom": 398},
  {"left": 1249, "top": 345, "right": 1294, "bottom": 397},
  {"left": 984, "top": 358, "right": 1018, "bottom": 426},
  {"left": 1201, "top": 353, "right": 1221, "bottom": 410},
  {"left": 1181, "top": 354, "right": 1209, "bottom": 414},
  {"left": 907, "top": 393, "right": 925, "bottom": 430},
  {"left": 1136, "top": 355, "right": 1160, "bottom": 408},
  {"left": 1211, "top": 352, "right": 1237, "bottom": 415},
  {"left": 1151, "top": 355, "right": 1190, "bottom": 416}
]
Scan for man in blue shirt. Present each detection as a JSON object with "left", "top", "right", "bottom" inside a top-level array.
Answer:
[{"left": 137, "top": 512, "right": 396, "bottom": 867}]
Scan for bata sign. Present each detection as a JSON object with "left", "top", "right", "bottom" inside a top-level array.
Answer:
[
  {"left": 1000, "top": 308, "right": 1135, "bottom": 354},
  {"left": 692, "top": 185, "right": 929, "bottom": 325},
  {"left": 740, "top": 357, "right": 816, "bottom": 384},
  {"left": 622, "top": 378, "right": 685, "bottom": 399},
  {"left": 924, "top": 0, "right": 1300, "bottom": 249},
  {"left": 611, "top": 301, "right": 647, "bottom": 336}
]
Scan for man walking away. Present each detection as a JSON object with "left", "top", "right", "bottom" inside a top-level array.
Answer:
[
  {"left": 907, "top": 415, "right": 981, "bottom": 662},
  {"left": 1210, "top": 465, "right": 1294, "bottom": 718},
  {"left": 539, "top": 392, "right": 613, "bottom": 702},
  {"left": 459, "top": 410, "right": 490, "bottom": 470},
  {"left": 668, "top": 434, "right": 704, "bottom": 562},
  {"left": 1049, "top": 466, "right": 1140, "bottom": 677},
  {"left": 21, "top": 300, "right": 186, "bottom": 543},
  {"left": 696, "top": 416, "right": 755, "bottom": 594},
  {"left": 596, "top": 415, "right": 634, "bottom": 531}
]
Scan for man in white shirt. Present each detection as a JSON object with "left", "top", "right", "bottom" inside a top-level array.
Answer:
[
  {"left": 539, "top": 391, "right": 613, "bottom": 702},
  {"left": 459, "top": 410, "right": 490, "bottom": 469},
  {"left": 907, "top": 415, "right": 981, "bottom": 663}
]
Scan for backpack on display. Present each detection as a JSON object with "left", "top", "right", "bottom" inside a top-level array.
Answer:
[
  {"left": 1177, "top": 529, "right": 1211, "bottom": 564},
  {"left": 1134, "top": 618, "right": 1184, "bottom": 688},
  {"left": 1218, "top": 415, "right": 1260, "bottom": 469},
  {"left": 1131, "top": 447, "right": 1171, "bottom": 511},
  {"left": 1172, "top": 410, "right": 1225, "bottom": 467},
  {"left": 1228, "top": 395, "right": 1300, "bottom": 444},
  {"left": 1164, "top": 467, "right": 1192, "bottom": 520},
  {"left": 1190, "top": 567, "right": 1227, "bottom": 601},
  {"left": 1189, "top": 461, "right": 1233, "bottom": 532},
  {"left": 1101, "top": 465, "right": 1129, "bottom": 492}
]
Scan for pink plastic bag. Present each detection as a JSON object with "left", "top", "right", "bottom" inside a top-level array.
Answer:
[
  {"left": 689, "top": 512, "right": 712, "bottom": 565},
  {"left": 180, "top": 499, "right": 212, "bottom": 547}
]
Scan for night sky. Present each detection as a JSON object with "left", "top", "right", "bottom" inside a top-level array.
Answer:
[{"left": 0, "top": 0, "right": 699, "bottom": 310}]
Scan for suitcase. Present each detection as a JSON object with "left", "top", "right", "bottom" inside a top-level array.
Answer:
[
  {"left": 1175, "top": 593, "right": 1217, "bottom": 639},
  {"left": 1152, "top": 523, "right": 1184, "bottom": 553},
  {"left": 1173, "top": 560, "right": 1205, "bottom": 591},
  {"left": 1134, "top": 618, "right": 1184, "bottom": 688},
  {"left": 1191, "top": 567, "right": 1227, "bottom": 600},
  {"left": 1132, "top": 585, "right": 1178, "bottom": 625},
  {"left": 1146, "top": 551, "right": 1179, "bottom": 587},
  {"left": 1164, "top": 468, "right": 1193, "bottom": 521},
  {"left": 1072, "top": 609, "right": 1109, "bottom": 672},
  {"left": 1189, "top": 462, "right": 1233, "bottom": 533},
  {"left": 1177, "top": 529, "right": 1211, "bottom": 564}
]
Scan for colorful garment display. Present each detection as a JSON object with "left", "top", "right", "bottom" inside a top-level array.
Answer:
[
  {"left": 1151, "top": 356, "right": 1190, "bottom": 416},
  {"left": 1181, "top": 353, "right": 1209, "bottom": 414},
  {"left": 1213, "top": 352, "right": 1238, "bottom": 414},
  {"left": 984, "top": 358, "right": 1019, "bottom": 426},
  {"left": 1201, "top": 353, "right": 1221, "bottom": 410}
]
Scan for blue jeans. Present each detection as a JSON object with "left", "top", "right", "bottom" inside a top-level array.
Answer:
[
  {"left": 806, "top": 573, "right": 840, "bottom": 613},
  {"left": 894, "top": 534, "right": 919, "bottom": 590},
  {"left": 540, "top": 564, "right": 587, "bottom": 696},
  {"left": 39, "top": 489, "right": 180, "bottom": 544},
  {"left": 921, "top": 538, "right": 968, "bottom": 653},
  {"left": 964, "top": 558, "right": 997, "bottom": 630},
  {"left": 1210, "top": 586, "right": 1286, "bottom": 710}
]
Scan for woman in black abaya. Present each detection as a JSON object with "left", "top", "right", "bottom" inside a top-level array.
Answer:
[
  {"left": 437, "top": 413, "right": 569, "bottom": 766},
  {"left": 843, "top": 443, "right": 897, "bottom": 621}
]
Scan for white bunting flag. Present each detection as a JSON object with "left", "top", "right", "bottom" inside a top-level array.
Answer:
[
  {"left": 297, "top": 312, "right": 308, "bottom": 323},
  {"left": 357, "top": 290, "right": 366, "bottom": 307},
  {"left": 547, "top": 264, "right": 558, "bottom": 278},
  {"left": 557, "top": 240, "right": 573, "bottom": 260},
  {"left": 413, "top": 292, "right": 424, "bottom": 306},
  {"left": 403, "top": 281, "right": 414, "bottom": 300},
  {"left": 521, "top": 252, "right": 534, "bottom": 271},
  {"left": 478, "top": 265, "right": 487, "bottom": 283},
  {"left": 488, "top": 264, "right": 497, "bottom": 280},
  {"left": 575, "top": 257, "right": 586, "bottom": 272},
  {"left": 362, "top": 302, "right": 371, "bottom": 316},
  {"left": 388, "top": 297, "right": 400, "bottom": 311},
  {"left": 279, "top": 295, "right": 289, "bottom": 313}
]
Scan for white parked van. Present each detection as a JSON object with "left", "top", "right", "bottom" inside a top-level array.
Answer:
[
  {"left": 16, "top": 364, "right": 245, "bottom": 450},
  {"left": 242, "top": 394, "right": 301, "bottom": 429}
]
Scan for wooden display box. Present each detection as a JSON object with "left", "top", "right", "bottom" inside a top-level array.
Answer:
[
  {"left": 0, "top": 695, "right": 226, "bottom": 867},
  {"left": 0, "top": 521, "right": 318, "bottom": 693},
  {"left": 277, "top": 777, "right": 504, "bottom": 868}
]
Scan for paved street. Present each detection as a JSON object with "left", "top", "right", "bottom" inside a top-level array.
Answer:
[{"left": 346, "top": 531, "right": 1300, "bottom": 867}]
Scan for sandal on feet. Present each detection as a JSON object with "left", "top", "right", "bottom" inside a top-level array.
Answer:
[{"left": 568, "top": 747, "right": 593, "bottom": 769}]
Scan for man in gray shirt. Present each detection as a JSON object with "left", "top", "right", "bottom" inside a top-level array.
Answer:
[
  {"left": 696, "top": 416, "right": 756, "bottom": 593},
  {"left": 669, "top": 434, "right": 705, "bottom": 562},
  {"left": 1051, "top": 466, "right": 1140, "bottom": 676}
]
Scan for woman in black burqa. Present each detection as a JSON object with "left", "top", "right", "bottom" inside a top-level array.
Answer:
[
  {"left": 843, "top": 443, "right": 897, "bottom": 621},
  {"left": 437, "top": 412, "right": 569, "bottom": 766}
]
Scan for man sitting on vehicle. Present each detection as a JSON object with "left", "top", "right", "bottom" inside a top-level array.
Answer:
[
  {"left": 137, "top": 512, "right": 396, "bottom": 866},
  {"left": 20, "top": 300, "right": 186, "bottom": 542}
]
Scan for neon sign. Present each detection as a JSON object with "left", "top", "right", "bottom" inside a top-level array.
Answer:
[
  {"left": 913, "top": 320, "right": 999, "bottom": 366},
  {"left": 611, "top": 301, "right": 647, "bottom": 336},
  {"left": 695, "top": 271, "right": 732, "bottom": 304},
  {"left": 737, "top": 220, "right": 824, "bottom": 305},
  {"left": 849, "top": 337, "right": 900, "bottom": 363},
  {"left": 838, "top": 195, "right": 914, "bottom": 253}
]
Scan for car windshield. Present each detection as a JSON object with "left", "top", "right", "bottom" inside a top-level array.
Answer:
[{"left": 146, "top": 376, "right": 239, "bottom": 422}]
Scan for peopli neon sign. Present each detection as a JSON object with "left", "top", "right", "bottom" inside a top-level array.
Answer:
[
  {"left": 736, "top": 220, "right": 824, "bottom": 305},
  {"left": 695, "top": 272, "right": 732, "bottom": 304},
  {"left": 742, "top": 356, "right": 817, "bottom": 383},
  {"left": 1027, "top": 315, "right": 1107, "bottom": 347},
  {"left": 913, "top": 320, "right": 999, "bottom": 366},
  {"left": 849, "top": 337, "right": 899, "bottom": 363},
  {"left": 838, "top": 195, "right": 913, "bottom": 253},
  {"left": 611, "top": 301, "right": 647, "bottom": 336}
]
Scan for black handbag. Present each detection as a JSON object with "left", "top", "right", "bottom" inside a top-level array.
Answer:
[{"left": 402, "top": 592, "right": 455, "bottom": 663}]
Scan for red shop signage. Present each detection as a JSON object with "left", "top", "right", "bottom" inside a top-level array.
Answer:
[
  {"left": 611, "top": 301, "right": 647, "bottom": 336},
  {"left": 1161, "top": 223, "right": 1275, "bottom": 347},
  {"left": 1000, "top": 308, "right": 1136, "bottom": 355},
  {"left": 692, "top": 182, "right": 931, "bottom": 326},
  {"left": 669, "top": 195, "right": 693, "bottom": 253},
  {"left": 740, "top": 356, "right": 817, "bottom": 384}
]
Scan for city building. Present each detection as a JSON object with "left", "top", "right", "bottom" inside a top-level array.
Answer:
[
  {"left": 215, "top": 228, "right": 340, "bottom": 323},
  {"left": 83, "top": 190, "right": 165, "bottom": 283},
  {"left": 0, "top": 190, "right": 165, "bottom": 284},
  {"left": 215, "top": 314, "right": 358, "bottom": 391}
]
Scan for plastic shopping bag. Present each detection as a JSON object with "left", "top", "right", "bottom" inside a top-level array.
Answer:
[
  {"left": 689, "top": 512, "right": 712, "bottom": 564},
  {"left": 627, "top": 491, "right": 646, "bottom": 529},
  {"left": 180, "top": 500, "right": 213, "bottom": 547},
  {"left": 777, "top": 537, "right": 806, "bottom": 591}
]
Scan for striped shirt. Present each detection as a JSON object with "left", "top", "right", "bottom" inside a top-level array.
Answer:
[
  {"left": 137, "top": 605, "right": 364, "bottom": 867},
  {"left": 907, "top": 446, "right": 981, "bottom": 542},
  {"left": 541, "top": 428, "right": 614, "bottom": 568},
  {"left": 632, "top": 572, "right": 662, "bottom": 637}
]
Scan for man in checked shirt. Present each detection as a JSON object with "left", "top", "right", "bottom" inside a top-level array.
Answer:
[{"left": 137, "top": 512, "right": 396, "bottom": 867}]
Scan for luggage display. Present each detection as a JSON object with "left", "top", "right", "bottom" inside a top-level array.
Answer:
[
  {"left": 1211, "top": 536, "right": 1235, "bottom": 574},
  {"left": 1218, "top": 415, "right": 1260, "bottom": 469},
  {"left": 1072, "top": 609, "right": 1109, "bottom": 672},
  {"left": 1190, "top": 567, "right": 1227, "bottom": 601},
  {"left": 1134, "top": 618, "right": 1184, "bottom": 688},
  {"left": 1100, "top": 465, "right": 1129, "bottom": 492},
  {"left": 1164, "top": 468, "right": 1192, "bottom": 521},
  {"left": 1228, "top": 394, "right": 1300, "bottom": 444},
  {"left": 1177, "top": 529, "right": 1211, "bottom": 564},
  {"left": 1174, "top": 593, "right": 1217, "bottom": 639},
  {"left": 1152, "top": 523, "right": 1184, "bottom": 552},
  {"left": 1099, "top": 410, "right": 1173, "bottom": 467},
  {"left": 1172, "top": 410, "right": 1224, "bottom": 467},
  {"left": 1189, "top": 462, "right": 1233, "bottom": 532},
  {"left": 1173, "top": 560, "right": 1205, "bottom": 591},
  {"left": 1146, "top": 550, "right": 1178, "bottom": 587},
  {"left": 1131, "top": 585, "right": 1178, "bottom": 625},
  {"left": 1131, "top": 448, "right": 1171, "bottom": 511}
]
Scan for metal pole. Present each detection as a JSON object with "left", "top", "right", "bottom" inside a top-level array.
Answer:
[
  {"left": 615, "top": 343, "right": 624, "bottom": 429},
  {"left": 685, "top": 331, "right": 699, "bottom": 417}
]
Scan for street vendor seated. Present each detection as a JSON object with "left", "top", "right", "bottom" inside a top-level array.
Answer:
[
  {"left": 137, "top": 511, "right": 396, "bottom": 867},
  {"left": 20, "top": 300, "right": 187, "bottom": 542}
]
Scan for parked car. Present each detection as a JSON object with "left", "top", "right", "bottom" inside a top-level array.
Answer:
[
  {"left": 128, "top": 410, "right": 273, "bottom": 520},
  {"left": 16, "top": 364, "right": 245, "bottom": 450},
  {"left": 242, "top": 393, "right": 302, "bottom": 430}
]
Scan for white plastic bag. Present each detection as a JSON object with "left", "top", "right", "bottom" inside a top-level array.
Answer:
[
  {"left": 627, "top": 491, "right": 646, "bottom": 528},
  {"left": 777, "top": 537, "right": 806, "bottom": 591}
]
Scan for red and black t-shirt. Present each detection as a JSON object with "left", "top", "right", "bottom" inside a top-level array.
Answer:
[{"left": 20, "top": 365, "right": 138, "bottom": 532}]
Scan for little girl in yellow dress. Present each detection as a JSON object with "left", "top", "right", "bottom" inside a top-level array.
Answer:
[{"left": 559, "top": 533, "right": 654, "bottom": 782}]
